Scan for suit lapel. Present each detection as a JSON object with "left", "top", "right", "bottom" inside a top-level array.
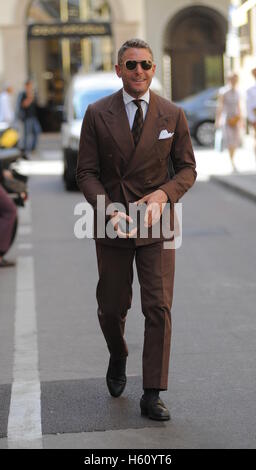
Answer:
[
  {"left": 124, "top": 91, "right": 168, "bottom": 177},
  {"left": 100, "top": 89, "right": 169, "bottom": 174},
  {"left": 100, "top": 89, "right": 134, "bottom": 163}
]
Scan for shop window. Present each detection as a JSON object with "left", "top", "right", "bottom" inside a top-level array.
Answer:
[
  {"left": 27, "top": 0, "right": 112, "bottom": 131},
  {"left": 27, "top": 0, "right": 111, "bottom": 23}
]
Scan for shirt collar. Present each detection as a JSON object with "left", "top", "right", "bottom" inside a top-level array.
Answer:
[{"left": 122, "top": 88, "right": 150, "bottom": 105}]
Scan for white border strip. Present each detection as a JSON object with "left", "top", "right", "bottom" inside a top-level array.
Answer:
[{"left": 7, "top": 256, "right": 42, "bottom": 449}]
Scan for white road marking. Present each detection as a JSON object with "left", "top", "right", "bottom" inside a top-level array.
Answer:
[
  {"left": 19, "top": 200, "right": 32, "bottom": 226},
  {"left": 7, "top": 256, "right": 42, "bottom": 448},
  {"left": 17, "top": 199, "right": 32, "bottom": 237},
  {"left": 17, "top": 226, "right": 32, "bottom": 236},
  {"left": 18, "top": 243, "right": 33, "bottom": 250}
]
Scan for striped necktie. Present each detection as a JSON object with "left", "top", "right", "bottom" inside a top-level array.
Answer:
[{"left": 132, "top": 100, "right": 144, "bottom": 146}]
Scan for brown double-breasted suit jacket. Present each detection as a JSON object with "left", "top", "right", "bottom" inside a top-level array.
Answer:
[{"left": 77, "top": 88, "right": 197, "bottom": 247}]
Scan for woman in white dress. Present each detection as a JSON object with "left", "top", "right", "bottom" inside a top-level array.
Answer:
[{"left": 215, "top": 73, "right": 242, "bottom": 171}]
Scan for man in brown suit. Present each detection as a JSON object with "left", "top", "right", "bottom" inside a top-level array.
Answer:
[{"left": 77, "top": 39, "right": 196, "bottom": 420}]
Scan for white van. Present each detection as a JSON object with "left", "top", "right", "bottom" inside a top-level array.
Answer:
[{"left": 61, "top": 71, "right": 163, "bottom": 189}]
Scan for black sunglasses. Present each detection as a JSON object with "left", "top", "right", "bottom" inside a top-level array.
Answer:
[{"left": 124, "top": 60, "right": 153, "bottom": 71}]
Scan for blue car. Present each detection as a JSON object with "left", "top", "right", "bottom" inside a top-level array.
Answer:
[{"left": 176, "top": 87, "right": 219, "bottom": 147}]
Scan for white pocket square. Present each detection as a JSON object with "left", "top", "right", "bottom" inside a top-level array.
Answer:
[{"left": 159, "top": 130, "right": 174, "bottom": 140}]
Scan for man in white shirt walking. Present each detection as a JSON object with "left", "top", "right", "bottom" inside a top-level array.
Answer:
[{"left": 246, "top": 67, "right": 256, "bottom": 160}]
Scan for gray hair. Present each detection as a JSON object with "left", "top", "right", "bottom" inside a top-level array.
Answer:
[{"left": 118, "top": 39, "right": 154, "bottom": 65}]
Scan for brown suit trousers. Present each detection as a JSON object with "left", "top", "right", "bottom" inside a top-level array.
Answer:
[{"left": 96, "top": 241, "right": 175, "bottom": 390}]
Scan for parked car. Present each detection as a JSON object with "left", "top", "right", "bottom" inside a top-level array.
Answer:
[
  {"left": 176, "top": 87, "right": 219, "bottom": 147},
  {"left": 61, "top": 71, "right": 163, "bottom": 190}
]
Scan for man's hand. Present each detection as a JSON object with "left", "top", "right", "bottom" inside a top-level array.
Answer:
[
  {"left": 110, "top": 211, "right": 137, "bottom": 238},
  {"left": 134, "top": 189, "right": 168, "bottom": 228}
]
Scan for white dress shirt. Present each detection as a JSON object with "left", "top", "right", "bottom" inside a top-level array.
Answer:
[{"left": 122, "top": 89, "right": 150, "bottom": 129}]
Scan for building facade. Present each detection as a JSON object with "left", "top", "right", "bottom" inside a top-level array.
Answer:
[
  {"left": 0, "top": 0, "right": 230, "bottom": 130},
  {"left": 229, "top": 0, "right": 256, "bottom": 90}
]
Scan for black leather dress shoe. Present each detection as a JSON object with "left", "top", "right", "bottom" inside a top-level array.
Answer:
[
  {"left": 140, "top": 395, "right": 170, "bottom": 421},
  {"left": 106, "top": 356, "right": 127, "bottom": 397}
]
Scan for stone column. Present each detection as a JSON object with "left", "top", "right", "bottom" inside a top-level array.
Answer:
[
  {"left": 1, "top": 25, "right": 27, "bottom": 94},
  {"left": 113, "top": 22, "right": 142, "bottom": 59}
]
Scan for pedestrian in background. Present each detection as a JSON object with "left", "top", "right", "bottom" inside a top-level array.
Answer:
[
  {"left": 0, "top": 83, "right": 14, "bottom": 125},
  {"left": 19, "top": 79, "right": 41, "bottom": 154},
  {"left": 246, "top": 67, "right": 256, "bottom": 162},
  {"left": 215, "top": 73, "right": 242, "bottom": 172},
  {"left": 77, "top": 38, "right": 196, "bottom": 421}
]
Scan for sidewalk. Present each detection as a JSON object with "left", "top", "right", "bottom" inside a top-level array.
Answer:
[
  {"left": 194, "top": 134, "right": 256, "bottom": 203},
  {"left": 211, "top": 173, "right": 256, "bottom": 203}
]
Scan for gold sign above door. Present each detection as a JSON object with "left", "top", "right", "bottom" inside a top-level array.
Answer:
[{"left": 28, "top": 22, "right": 111, "bottom": 39}]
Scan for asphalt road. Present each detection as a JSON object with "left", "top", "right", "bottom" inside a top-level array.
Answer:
[{"left": 0, "top": 142, "right": 256, "bottom": 449}]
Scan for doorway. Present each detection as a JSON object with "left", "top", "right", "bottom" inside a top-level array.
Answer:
[{"left": 163, "top": 6, "right": 227, "bottom": 101}]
